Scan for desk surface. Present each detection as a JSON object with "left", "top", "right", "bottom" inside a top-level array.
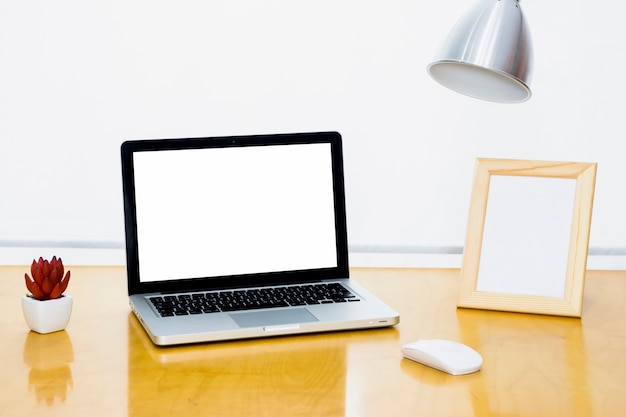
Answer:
[{"left": 1, "top": 266, "right": 626, "bottom": 417}]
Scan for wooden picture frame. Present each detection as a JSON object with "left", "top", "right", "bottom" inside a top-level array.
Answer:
[{"left": 458, "top": 158, "right": 597, "bottom": 317}]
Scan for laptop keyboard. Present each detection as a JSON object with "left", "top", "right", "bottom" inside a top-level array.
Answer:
[{"left": 148, "top": 282, "right": 361, "bottom": 317}]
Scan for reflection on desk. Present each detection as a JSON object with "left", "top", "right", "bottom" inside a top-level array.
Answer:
[
  {"left": 128, "top": 312, "right": 399, "bottom": 417},
  {"left": 1, "top": 266, "right": 626, "bottom": 417},
  {"left": 23, "top": 331, "right": 74, "bottom": 406}
]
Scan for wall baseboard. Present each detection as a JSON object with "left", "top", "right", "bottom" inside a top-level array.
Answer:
[
  {"left": 2, "top": 241, "right": 625, "bottom": 270},
  {"left": 0, "top": 246, "right": 126, "bottom": 266},
  {"left": 349, "top": 251, "right": 626, "bottom": 270},
  {"left": 348, "top": 244, "right": 626, "bottom": 270}
]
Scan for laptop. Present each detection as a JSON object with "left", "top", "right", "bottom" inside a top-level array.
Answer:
[{"left": 121, "top": 131, "right": 399, "bottom": 346}]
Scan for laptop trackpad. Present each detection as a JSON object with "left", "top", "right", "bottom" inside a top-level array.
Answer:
[{"left": 230, "top": 308, "right": 318, "bottom": 328}]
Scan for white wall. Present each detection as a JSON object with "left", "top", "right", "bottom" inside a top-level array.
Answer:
[{"left": 1, "top": 0, "right": 625, "bottom": 267}]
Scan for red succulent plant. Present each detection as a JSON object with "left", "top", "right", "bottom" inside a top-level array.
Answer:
[{"left": 24, "top": 256, "right": 71, "bottom": 300}]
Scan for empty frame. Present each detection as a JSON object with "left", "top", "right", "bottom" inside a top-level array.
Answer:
[{"left": 458, "top": 158, "right": 597, "bottom": 317}]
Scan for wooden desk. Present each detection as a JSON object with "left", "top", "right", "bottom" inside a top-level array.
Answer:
[{"left": 1, "top": 266, "right": 626, "bottom": 417}]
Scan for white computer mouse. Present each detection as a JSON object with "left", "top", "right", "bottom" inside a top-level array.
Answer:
[{"left": 401, "top": 339, "right": 483, "bottom": 375}]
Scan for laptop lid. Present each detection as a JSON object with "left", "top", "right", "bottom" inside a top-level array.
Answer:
[{"left": 121, "top": 131, "right": 349, "bottom": 295}]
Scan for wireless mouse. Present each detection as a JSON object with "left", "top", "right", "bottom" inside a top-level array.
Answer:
[{"left": 401, "top": 339, "right": 482, "bottom": 375}]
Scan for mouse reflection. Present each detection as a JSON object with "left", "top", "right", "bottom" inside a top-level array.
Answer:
[{"left": 23, "top": 330, "right": 74, "bottom": 405}]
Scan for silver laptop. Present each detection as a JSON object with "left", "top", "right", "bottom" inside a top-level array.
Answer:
[{"left": 121, "top": 131, "right": 399, "bottom": 346}]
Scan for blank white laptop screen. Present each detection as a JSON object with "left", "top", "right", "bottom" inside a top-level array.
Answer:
[{"left": 132, "top": 142, "right": 338, "bottom": 283}]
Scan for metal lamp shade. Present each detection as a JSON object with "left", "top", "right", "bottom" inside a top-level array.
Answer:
[{"left": 427, "top": 0, "right": 533, "bottom": 103}]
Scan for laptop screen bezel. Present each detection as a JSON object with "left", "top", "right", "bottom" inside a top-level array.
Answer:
[{"left": 121, "top": 131, "right": 349, "bottom": 295}]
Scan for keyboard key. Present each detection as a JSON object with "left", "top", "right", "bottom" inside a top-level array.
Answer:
[{"left": 148, "top": 282, "right": 359, "bottom": 317}]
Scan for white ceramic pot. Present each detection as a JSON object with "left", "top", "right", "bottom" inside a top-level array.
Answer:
[{"left": 21, "top": 295, "right": 73, "bottom": 334}]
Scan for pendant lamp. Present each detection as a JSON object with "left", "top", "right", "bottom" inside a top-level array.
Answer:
[{"left": 427, "top": 0, "right": 533, "bottom": 103}]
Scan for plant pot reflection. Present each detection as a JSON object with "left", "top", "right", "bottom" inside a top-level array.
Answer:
[{"left": 23, "top": 330, "right": 74, "bottom": 405}]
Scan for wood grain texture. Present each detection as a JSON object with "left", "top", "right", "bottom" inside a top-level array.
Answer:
[{"left": 1, "top": 266, "right": 625, "bottom": 416}]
